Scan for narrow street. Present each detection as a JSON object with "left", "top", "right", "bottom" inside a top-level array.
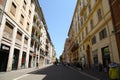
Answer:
[
  {"left": 0, "top": 0, "right": 120, "bottom": 80},
  {"left": 12, "top": 65, "right": 99, "bottom": 80}
]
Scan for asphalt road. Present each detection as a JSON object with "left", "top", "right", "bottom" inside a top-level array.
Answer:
[{"left": 16, "top": 64, "right": 98, "bottom": 80}]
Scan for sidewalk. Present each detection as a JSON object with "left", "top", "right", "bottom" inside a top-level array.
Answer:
[
  {"left": 79, "top": 68, "right": 109, "bottom": 80},
  {"left": 0, "top": 64, "right": 53, "bottom": 80},
  {"left": 74, "top": 66, "right": 109, "bottom": 80}
]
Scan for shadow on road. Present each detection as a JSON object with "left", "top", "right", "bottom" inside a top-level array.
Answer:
[
  {"left": 28, "top": 65, "right": 94, "bottom": 80},
  {"left": 28, "top": 65, "right": 68, "bottom": 80}
]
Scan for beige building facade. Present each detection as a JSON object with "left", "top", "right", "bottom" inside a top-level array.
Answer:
[
  {"left": 0, "top": 0, "right": 35, "bottom": 71},
  {"left": 63, "top": 0, "right": 120, "bottom": 69},
  {"left": 0, "top": 0, "right": 55, "bottom": 72}
]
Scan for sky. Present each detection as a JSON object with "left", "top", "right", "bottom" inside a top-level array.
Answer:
[{"left": 38, "top": 0, "right": 77, "bottom": 59}]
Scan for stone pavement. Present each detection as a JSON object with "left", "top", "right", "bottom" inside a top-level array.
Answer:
[{"left": 0, "top": 64, "right": 53, "bottom": 80}]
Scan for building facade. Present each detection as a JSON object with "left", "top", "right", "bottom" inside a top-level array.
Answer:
[
  {"left": 0, "top": 0, "right": 55, "bottom": 72},
  {"left": 63, "top": 0, "right": 120, "bottom": 69},
  {"left": 109, "top": 0, "right": 120, "bottom": 62}
]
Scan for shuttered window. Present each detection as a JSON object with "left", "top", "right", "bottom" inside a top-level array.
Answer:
[{"left": 10, "top": 2, "right": 16, "bottom": 16}]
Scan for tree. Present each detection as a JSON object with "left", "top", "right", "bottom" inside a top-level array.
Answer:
[{"left": 59, "top": 55, "right": 62, "bottom": 62}]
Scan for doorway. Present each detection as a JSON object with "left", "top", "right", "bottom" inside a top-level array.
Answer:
[
  {"left": 102, "top": 46, "right": 110, "bottom": 68},
  {"left": 0, "top": 44, "right": 10, "bottom": 71},
  {"left": 12, "top": 49, "right": 19, "bottom": 70},
  {"left": 21, "top": 52, "right": 26, "bottom": 69}
]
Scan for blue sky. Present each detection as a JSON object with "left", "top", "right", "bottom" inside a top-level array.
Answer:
[{"left": 39, "top": 0, "right": 77, "bottom": 58}]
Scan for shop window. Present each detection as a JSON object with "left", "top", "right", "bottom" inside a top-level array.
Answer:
[
  {"left": 21, "top": 52, "right": 26, "bottom": 69},
  {"left": 92, "top": 49, "right": 98, "bottom": 66},
  {"left": 101, "top": 46, "right": 110, "bottom": 67},
  {"left": 10, "top": 2, "right": 16, "bottom": 16}
]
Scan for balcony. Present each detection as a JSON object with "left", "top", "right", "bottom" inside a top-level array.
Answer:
[
  {"left": 71, "top": 42, "right": 79, "bottom": 52},
  {"left": 80, "top": 1, "right": 88, "bottom": 16},
  {"left": 31, "top": 34, "right": 37, "bottom": 40},
  {"left": 33, "top": 23, "right": 37, "bottom": 29},
  {"left": 30, "top": 46, "right": 34, "bottom": 52},
  {"left": 34, "top": 12, "right": 39, "bottom": 19},
  {"left": 23, "top": 44, "right": 27, "bottom": 50}
]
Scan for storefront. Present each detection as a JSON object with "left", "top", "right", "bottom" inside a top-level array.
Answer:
[
  {"left": 12, "top": 49, "right": 19, "bottom": 70},
  {"left": 92, "top": 49, "right": 98, "bottom": 68},
  {"left": 0, "top": 44, "right": 10, "bottom": 71},
  {"left": 21, "top": 52, "right": 26, "bottom": 69},
  {"left": 102, "top": 46, "right": 111, "bottom": 68}
]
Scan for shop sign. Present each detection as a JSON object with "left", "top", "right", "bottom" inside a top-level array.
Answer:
[{"left": 2, "top": 45, "right": 10, "bottom": 50}]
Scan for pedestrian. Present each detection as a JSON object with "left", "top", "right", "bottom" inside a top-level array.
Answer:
[
  {"left": 80, "top": 62, "right": 83, "bottom": 70},
  {"left": 108, "top": 62, "right": 120, "bottom": 80},
  {"left": 98, "top": 63, "right": 103, "bottom": 72}
]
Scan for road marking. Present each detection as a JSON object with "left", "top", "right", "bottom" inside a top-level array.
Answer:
[
  {"left": 69, "top": 66, "right": 100, "bottom": 80},
  {"left": 13, "top": 74, "right": 29, "bottom": 80}
]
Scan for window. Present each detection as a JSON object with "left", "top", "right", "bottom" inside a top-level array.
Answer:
[
  {"left": 92, "top": 36, "right": 96, "bottom": 45},
  {"left": 28, "top": 10, "right": 31, "bottom": 18},
  {"left": 83, "top": 45, "right": 85, "bottom": 50},
  {"left": 82, "top": 31, "right": 84, "bottom": 39},
  {"left": 86, "top": 26, "right": 88, "bottom": 35},
  {"left": 16, "top": 31, "right": 22, "bottom": 40},
  {"left": 20, "top": 14, "right": 24, "bottom": 25},
  {"left": 92, "top": 49, "right": 98, "bottom": 65},
  {"left": 24, "top": 37, "right": 28, "bottom": 44},
  {"left": 90, "top": 19, "right": 94, "bottom": 30},
  {"left": 81, "top": 18, "right": 83, "bottom": 26},
  {"left": 80, "top": 47, "right": 81, "bottom": 52},
  {"left": 88, "top": 4, "right": 91, "bottom": 13},
  {"left": 79, "top": 36, "right": 81, "bottom": 42},
  {"left": 97, "top": 9, "right": 102, "bottom": 21},
  {"left": 84, "top": 12, "right": 87, "bottom": 21},
  {"left": 0, "top": 10, "right": 2, "bottom": 23},
  {"left": 99, "top": 28, "right": 107, "bottom": 40},
  {"left": 26, "top": 22, "right": 29, "bottom": 31},
  {"left": 23, "top": 0, "right": 27, "bottom": 10},
  {"left": 10, "top": 2, "right": 16, "bottom": 16},
  {"left": 0, "top": 0, "right": 5, "bottom": 6},
  {"left": 4, "top": 22, "right": 13, "bottom": 38}
]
